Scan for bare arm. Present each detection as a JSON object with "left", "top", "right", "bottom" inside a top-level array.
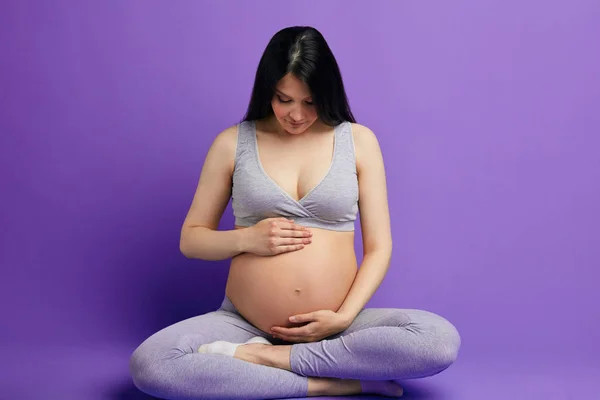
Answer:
[
  {"left": 337, "top": 123, "right": 393, "bottom": 321},
  {"left": 179, "top": 125, "right": 249, "bottom": 261}
]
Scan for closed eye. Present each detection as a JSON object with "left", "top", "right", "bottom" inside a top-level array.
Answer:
[{"left": 277, "top": 96, "right": 314, "bottom": 106}]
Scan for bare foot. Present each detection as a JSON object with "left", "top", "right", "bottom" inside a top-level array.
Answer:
[
  {"left": 360, "top": 380, "right": 404, "bottom": 397},
  {"left": 233, "top": 343, "right": 270, "bottom": 364},
  {"left": 308, "top": 378, "right": 403, "bottom": 397},
  {"left": 236, "top": 345, "right": 404, "bottom": 397}
]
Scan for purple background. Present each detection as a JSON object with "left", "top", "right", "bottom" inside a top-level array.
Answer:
[{"left": 1, "top": 1, "right": 599, "bottom": 399}]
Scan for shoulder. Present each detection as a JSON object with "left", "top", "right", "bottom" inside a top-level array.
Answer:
[
  {"left": 207, "top": 123, "right": 240, "bottom": 174},
  {"left": 348, "top": 122, "right": 377, "bottom": 144},
  {"left": 348, "top": 122, "right": 381, "bottom": 169},
  {"left": 210, "top": 124, "right": 239, "bottom": 160},
  {"left": 213, "top": 123, "right": 239, "bottom": 148}
]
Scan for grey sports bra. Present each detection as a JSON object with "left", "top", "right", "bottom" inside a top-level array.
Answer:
[{"left": 231, "top": 120, "right": 359, "bottom": 231}]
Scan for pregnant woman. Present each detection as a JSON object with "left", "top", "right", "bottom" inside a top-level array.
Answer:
[{"left": 130, "top": 26, "right": 461, "bottom": 399}]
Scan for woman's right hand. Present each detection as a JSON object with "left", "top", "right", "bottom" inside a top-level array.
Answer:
[{"left": 244, "top": 217, "right": 313, "bottom": 256}]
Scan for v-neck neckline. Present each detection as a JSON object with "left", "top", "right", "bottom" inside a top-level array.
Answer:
[{"left": 252, "top": 120, "right": 339, "bottom": 205}]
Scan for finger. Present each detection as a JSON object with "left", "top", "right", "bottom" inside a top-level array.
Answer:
[
  {"left": 271, "top": 326, "right": 311, "bottom": 336},
  {"left": 270, "top": 325, "right": 315, "bottom": 342},
  {"left": 281, "top": 238, "right": 312, "bottom": 246},
  {"left": 276, "top": 217, "right": 294, "bottom": 223},
  {"left": 279, "top": 221, "right": 307, "bottom": 231},
  {"left": 275, "top": 217, "right": 294, "bottom": 222},
  {"left": 275, "top": 244, "right": 305, "bottom": 254},
  {"left": 279, "top": 229, "right": 311, "bottom": 238},
  {"left": 289, "top": 312, "right": 316, "bottom": 323},
  {"left": 272, "top": 332, "right": 315, "bottom": 343}
]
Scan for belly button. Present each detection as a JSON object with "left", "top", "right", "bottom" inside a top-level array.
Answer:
[{"left": 294, "top": 288, "right": 301, "bottom": 293}]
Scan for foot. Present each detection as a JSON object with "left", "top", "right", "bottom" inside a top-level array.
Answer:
[
  {"left": 197, "top": 336, "right": 272, "bottom": 357},
  {"left": 233, "top": 343, "right": 269, "bottom": 362},
  {"left": 308, "top": 378, "right": 403, "bottom": 397},
  {"left": 360, "top": 380, "right": 404, "bottom": 397}
]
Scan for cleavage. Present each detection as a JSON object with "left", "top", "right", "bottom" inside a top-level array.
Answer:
[{"left": 257, "top": 132, "right": 335, "bottom": 202}]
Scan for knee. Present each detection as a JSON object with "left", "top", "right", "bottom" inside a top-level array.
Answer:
[
  {"left": 129, "top": 343, "right": 165, "bottom": 395},
  {"left": 400, "top": 311, "right": 462, "bottom": 372},
  {"left": 432, "top": 320, "right": 462, "bottom": 370},
  {"left": 129, "top": 345, "right": 151, "bottom": 392}
]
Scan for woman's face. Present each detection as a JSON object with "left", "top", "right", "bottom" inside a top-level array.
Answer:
[{"left": 271, "top": 73, "right": 318, "bottom": 134}]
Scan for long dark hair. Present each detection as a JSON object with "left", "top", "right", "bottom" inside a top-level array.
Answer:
[{"left": 241, "top": 26, "right": 356, "bottom": 126}]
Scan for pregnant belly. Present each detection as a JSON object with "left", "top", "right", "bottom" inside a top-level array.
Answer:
[{"left": 225, "top": 226, "right": 358, "bottom": 334}]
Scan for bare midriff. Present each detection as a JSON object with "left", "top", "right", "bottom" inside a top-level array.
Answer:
[{"left": 225, "top": 225, "right": 358, "bottom": 334}]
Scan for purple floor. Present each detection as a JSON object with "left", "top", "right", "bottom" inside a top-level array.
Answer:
[{"left": 3, "top": 341, "right": 598, "bottom": 399}]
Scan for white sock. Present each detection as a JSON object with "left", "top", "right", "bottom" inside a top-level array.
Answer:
[{"left": 197, "top": 336, "right": 272, "bottom": 356}]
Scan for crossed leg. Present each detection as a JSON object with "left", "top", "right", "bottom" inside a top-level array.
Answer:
[
  {"left": 235, "top": 305, "right": 461, "bottom": 394},
  {"left": 130, "top": 297, "right": 461, "bottom": 399}
]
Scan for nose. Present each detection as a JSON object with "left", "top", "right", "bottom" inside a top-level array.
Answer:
[{"left": 289, "top": 107, "right": 303, "bottom": 122}]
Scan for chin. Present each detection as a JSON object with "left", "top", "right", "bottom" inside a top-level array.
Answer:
[
  {"left": 286, "top": 128, "right": 307, "bottom": 135},
  {"left": 283, "top": 120, "right": 314, "bottom": 134}
]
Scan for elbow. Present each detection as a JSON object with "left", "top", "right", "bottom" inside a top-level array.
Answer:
[
  {"left": 179, "top": 228, "right": 194, "bottom": 259},
  {"left": 179, "top": 242, "right": 191, "bottom": 259},
  {"left": 179, "top": 226, "right": 212, "bottom": 260},
  {"left": 179, "top": 238, "right": 191, "bottom": 258}
]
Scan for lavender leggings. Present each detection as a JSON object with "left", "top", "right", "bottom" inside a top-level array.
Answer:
[{"left": 129, "top": 295, "right": 461, "bottom": 399}]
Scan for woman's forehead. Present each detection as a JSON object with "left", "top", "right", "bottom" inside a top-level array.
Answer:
[{"left": 276, "top": 75, "right": 312, "bottom": 98}]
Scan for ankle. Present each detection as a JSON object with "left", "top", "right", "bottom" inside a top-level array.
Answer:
[
  {"left": 234, "top": 343, "right": 259, "bottom": 361},
  {"left": 307, "top": 377, "right": 361, "bottom": 397}
]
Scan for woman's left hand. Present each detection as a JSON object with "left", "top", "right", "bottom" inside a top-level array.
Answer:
[{"left": 270, "top": 310, "right": 351, "bottom": 343}]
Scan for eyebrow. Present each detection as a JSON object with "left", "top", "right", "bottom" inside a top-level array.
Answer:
[{"left": 276, "top": 89, "right": 312, "bottom": 100}]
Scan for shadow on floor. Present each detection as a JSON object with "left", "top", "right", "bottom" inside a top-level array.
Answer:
[
  {"left": 108, "top": 380, "right": 158, "bottom": 400},
  {"left": 106, "top": 377, "right": 447, "bottom": 400}
]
